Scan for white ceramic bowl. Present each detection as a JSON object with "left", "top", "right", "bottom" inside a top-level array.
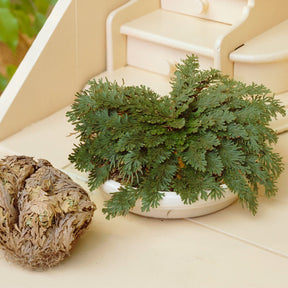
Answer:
[{"left": 101, "top": 180, "right": 237, "bottom": 219}]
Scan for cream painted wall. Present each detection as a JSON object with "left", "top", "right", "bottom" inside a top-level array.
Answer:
[{"left": 76, "top": 0, "right": 129, "bottom": 87}]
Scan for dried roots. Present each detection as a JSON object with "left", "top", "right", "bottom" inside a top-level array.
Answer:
[{"left": 0, "top": 156, "right": 96, "bottom": 270}]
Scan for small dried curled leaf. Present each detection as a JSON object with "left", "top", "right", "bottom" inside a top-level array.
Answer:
[{"left": 0, "top": 156, "right": 96, "bottom": 270}]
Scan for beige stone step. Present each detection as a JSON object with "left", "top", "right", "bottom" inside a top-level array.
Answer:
[
  {"left": 231, "top": 19, "right": 288, "bottom": 94},
  {"left": 121, "top": 9, "right": 231, "bottom": 75},
  {"left": 89, "top": 65, "right": 171, "bottom": 95},
  {"left": 0, "top": 107, "right": 75, "bottom": 169}
]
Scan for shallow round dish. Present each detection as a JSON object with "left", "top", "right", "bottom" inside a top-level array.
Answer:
[{"left": 101, "top": 180, "right": 238, "bottom": 219}]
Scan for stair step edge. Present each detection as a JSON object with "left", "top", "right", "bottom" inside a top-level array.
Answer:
[
  {"left": 230, "top": 20, "right": 288, "bottom": 64},
  {"left": 121, "top": 9, "right": 231, "bottom": 58},
  {"left": 122, "top": 26, "right": 214, "bottom": 57}
]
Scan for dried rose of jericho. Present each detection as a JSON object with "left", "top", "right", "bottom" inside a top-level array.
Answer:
[{"left": 0, "top": 155, "right": 96, "bottom": 270}]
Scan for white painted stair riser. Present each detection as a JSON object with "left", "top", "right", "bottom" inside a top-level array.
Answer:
[
  {"left": 161, "top": 0, "right": 247, "bottom": 25},
  {"left": 233, "top": 61, "right": 288, "bottom": 95},
  {"left": 126, "top": 37, "right": 213, "bottom": 75}
]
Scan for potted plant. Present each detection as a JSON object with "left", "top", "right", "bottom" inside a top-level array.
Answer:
[{"left": 67, "top": 55, "right": 285, "bottom": 220}]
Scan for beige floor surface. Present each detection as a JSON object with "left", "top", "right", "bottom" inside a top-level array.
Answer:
[{"left": 0, "top": 107, "right": 288, "bottom": 287}]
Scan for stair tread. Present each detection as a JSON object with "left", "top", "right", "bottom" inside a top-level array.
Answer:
[
  {"left": 121, "top": 9, "right": 231, "bottom": 57},
  {"left": 90, "top": 65, "right": 172, "bottom": 96},
  {"left": 230, "top": 19, "right": 288, "bottom": 63},
  {"left": 0, "top": 106, "right": 75, "bottom": 169}
]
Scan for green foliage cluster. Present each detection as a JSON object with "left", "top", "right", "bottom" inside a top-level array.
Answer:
[
  {"left": 0, "top": 0, "right": 57, "bottom": 92},
  {"left": 67, "top": 55, "right": 286, "bottom": 219}
]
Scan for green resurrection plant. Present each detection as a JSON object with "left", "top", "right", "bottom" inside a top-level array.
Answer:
[{"left": 67, "top": 55, "right": 286, "bottom": 219}]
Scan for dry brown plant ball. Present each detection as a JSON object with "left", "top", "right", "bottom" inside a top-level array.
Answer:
[{"left": 0, "top": 155, "right": 96, "bottom": 270}]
